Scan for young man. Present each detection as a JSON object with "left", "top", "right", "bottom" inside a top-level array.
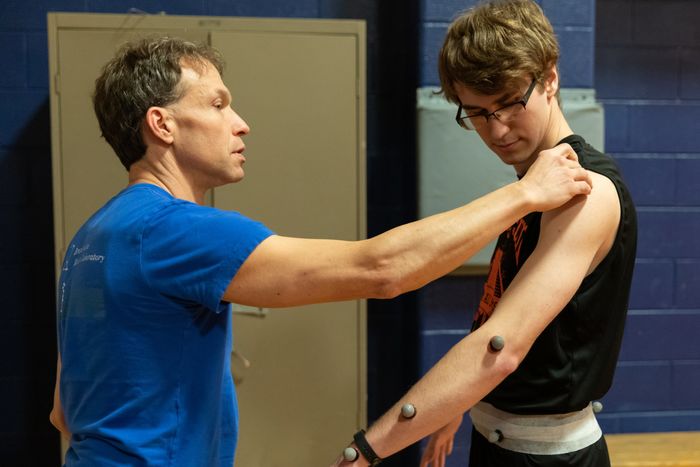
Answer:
[
  {"left": 50, "top": 37, "right": 591, "bottom": 465},
  {"left": 332, "top": 1, "right": 636, "bottom": 466}
]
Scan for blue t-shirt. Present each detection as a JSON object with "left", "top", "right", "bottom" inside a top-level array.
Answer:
[{"left": 57, "top": 184, "right": 273, "bottom": 466}]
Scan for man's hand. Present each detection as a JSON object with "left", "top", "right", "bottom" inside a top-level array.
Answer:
[
  {"left": 419, "top": 414, "right": 463, "bottom": 467},
  {"left": 519, "top": 143, "right": 593, "bottom": 212}
]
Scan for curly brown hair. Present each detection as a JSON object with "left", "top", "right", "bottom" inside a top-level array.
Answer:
[
  {"left": 93, "top": 37, "right": 224, "bottom": 170},
  {"left": 438, "top": 0, "right": 559, "bottom": 104}
]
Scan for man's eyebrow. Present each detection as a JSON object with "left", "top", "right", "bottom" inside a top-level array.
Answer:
[{"left": 214, "top": 88, "right": 232, "bottom": 102}]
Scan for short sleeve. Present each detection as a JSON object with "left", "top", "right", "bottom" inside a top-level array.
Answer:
[{"left": 141, "top": 202, "right": 273, "bottom": 312}]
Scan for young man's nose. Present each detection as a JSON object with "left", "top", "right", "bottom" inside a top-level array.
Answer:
[{"left": 486, "top": 116, "right": 510, "bottom": 140}]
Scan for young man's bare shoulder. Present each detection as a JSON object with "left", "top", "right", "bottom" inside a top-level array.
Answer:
[
  {"left": 543, "top": 169, "right": 618, "bottom": 221},
  {"left": 537, "top": 169, "right": 620, "bottom": 254}
]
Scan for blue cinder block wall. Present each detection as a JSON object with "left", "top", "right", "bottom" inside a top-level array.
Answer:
[
  {"left": 418, "top": 0, "right": 699, "bottom": 464},
  {"left": 595, "top": 0, "right": 700, "bottom": 433},
  {"left": 0, "top": 1, "right": 420, "bottom": 465}
]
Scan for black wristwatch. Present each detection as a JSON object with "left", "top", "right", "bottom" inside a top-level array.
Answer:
[{"left": 352, "top": 429, "right": 383, "bottom": 465}]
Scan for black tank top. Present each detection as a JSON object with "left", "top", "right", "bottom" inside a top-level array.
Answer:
[{"left": 473, "top": 134, "right": 638, "bottom": 414}]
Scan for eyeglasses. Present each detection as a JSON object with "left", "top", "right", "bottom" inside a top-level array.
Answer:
[{"left": 455, "top": 78, "right": 538, "bottom": 131}]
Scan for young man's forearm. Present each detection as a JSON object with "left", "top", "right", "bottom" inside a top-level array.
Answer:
[{"left": 333, "top": 320, "right": 517, "bottom": 466}]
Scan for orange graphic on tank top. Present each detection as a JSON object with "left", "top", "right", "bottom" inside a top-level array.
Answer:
[{"left": 474, "top": 218, "right": 530, "bottom": 326}]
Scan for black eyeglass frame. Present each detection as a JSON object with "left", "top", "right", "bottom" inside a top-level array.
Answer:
[{"left": 455, "top": 78, "right": 538, "bottom": 131}]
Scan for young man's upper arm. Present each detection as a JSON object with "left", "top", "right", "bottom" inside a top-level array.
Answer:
[{"left": 483, "top": 171, "right": 621, "bottom": 356}]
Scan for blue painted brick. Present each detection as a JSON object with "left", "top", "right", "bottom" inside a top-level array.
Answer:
[
  {"left": 0, "top": 33, "right": 26, "bottom": 88},
  {"left": 604, "top": 362, "right": 672, "bottom": 411},
  {"left": 420, "top": 0, "right": 586, "bottom": 25},
  {"left": 635, "top": 210, "right": 700, "bottom": 259},
  {"left": 675, "top": 157, "right": 700, "bottom": 206},
  {"left": 619, "top": 313, "right": 700, "bottom": 361},
  {"left": 422, "top": 0, "right": 481, "bottom": 22},
  {"left": 602, "top": 104, "right": 629, "bottom": 152},
  {"left": 0, "top": 150, "right": 30, "bottom": 202},
  {"left": 419, "top": 276, "right": 483, "bottom": 331},
  {"left": 0, "top": 0, "right": 85, "bottom": 30},
  {"left": 597, "top": 411, "right": 700, "bottom": 434},
  {"left": 597, "top": 414, "right": 620, "bottom": 433},
  {"left": 617, "top": 411, "right": 700, "bottom": 433},
  {"left": 614, "top": 156, "right": 675, "bottom": 206},
  {"left": 628, "top": 104, "right": 700, "bottom": 154},
  {"left": 556, "top": 28, "right": 594, "bottom": 88},
  {"left": 420, "top": 331, "right": 467, "bottom": 374},
  {"left": 86, "top": 0, "right": 204, "bottom": 15},
  {"left": 0, "top": 266, "right": 25, "bottom": 318},
  {"left": 676, "top": 260, "right": 700, "bottom": 309},
  {"left": 0, "top": 91, "right": 50, "bottom": 149},
  {"left": 628, "top": 259, "right": 674, "bottom": 309},
  {"left": 420, "top": 417, "right": 473, "bottom": 467},
  {"left": 541, "top": 0, "right": 594, "bottom": 27},
  {"left": 27, "top": 33, "right": 49, "bottom": 89},
  {"left": 320, "top": 0, "right": 376, "bottom": 19},
  {"left": 681, "top": 48, "right": 700, "bottom": 100},
  {"left": 207, "top": 0, "right": 318, "bottom": 18},
  {"left": 633, "top": 0, "right": 700, "bottom": 47},
  {"left": 671, "top": 361, "right": 700, "bottom": 410},
  {"left": 595, "top": 46, "right": 678, "bottom": 100},
  {"left": 420, "top": 23, "right": 447, "bottom": 87},
  {"left": 29, "top": 149, "right": 54, "bottom": 199},
  {"left": 595, "top": 0, "right": 633, "bottom": 46},
  {"left": 368, "top": 154, "right": 417, "bottom": 210}
]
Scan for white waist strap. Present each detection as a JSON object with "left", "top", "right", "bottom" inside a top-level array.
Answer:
[{"left": 469, "top": 401, "right": 602, "bottom": 455}]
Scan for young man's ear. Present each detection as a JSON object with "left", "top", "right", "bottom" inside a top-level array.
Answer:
[
  {"left": 144, "top": 107, "right": 175, "bottom": 145},
  {"left": 543, "top": 64, "right": 559, "bottom": 99}
]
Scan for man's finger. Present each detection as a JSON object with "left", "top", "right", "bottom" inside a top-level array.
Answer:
[
  {"left": 556, "top": 143, "right": 578, "bottom": 162},
  {"left": 572, "top": 167, "right": 593, "bottom": 187},
  {"left": 573, "top": 180, "right": 593, "bottom": 196}
]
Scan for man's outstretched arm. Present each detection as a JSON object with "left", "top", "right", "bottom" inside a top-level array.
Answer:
[{"left": 225, "top": 144, "right": 592, "bottom": 308}]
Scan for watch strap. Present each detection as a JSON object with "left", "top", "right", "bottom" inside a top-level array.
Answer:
[{"left": 352, "top": 430, "right": 382, "bottom": 465}]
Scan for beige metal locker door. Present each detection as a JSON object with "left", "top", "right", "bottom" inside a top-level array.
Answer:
[
  {"left": 50, "top": 26, "right": 208, "bottom": 259},
  {"left": 211, "top": 30, "right": 367, "bottom": 466}
]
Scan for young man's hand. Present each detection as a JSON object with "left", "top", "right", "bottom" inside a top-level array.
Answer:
[
  {"left": 329, "top": 446, "right": 370, "bottom": 467},
  {"left": 519, "top": 143, "right": 593, "bottom": 212}
]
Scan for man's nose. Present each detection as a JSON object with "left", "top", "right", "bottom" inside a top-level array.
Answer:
[{"left": 231, "top": 110, "right": 250, "bottom": 136}]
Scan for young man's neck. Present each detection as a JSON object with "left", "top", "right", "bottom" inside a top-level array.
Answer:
[{"left": 517, "top": 102, "right": 574, "bottom": 176}]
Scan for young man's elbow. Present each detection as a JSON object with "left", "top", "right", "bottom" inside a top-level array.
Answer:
[{"left": 495, "top": 352, "right": 521, "bottom": 378}]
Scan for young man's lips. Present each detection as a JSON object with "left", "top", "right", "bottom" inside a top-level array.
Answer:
[{"left": 495, "top": 140, "right": 518, "bottom": 149}]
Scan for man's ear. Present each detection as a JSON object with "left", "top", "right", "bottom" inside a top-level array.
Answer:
[
  {"left": 543, "top": 64, "right": 559, "bottom": 99},
  {"left": 144, "top": 107, "right": 174, "bottom": 144}
]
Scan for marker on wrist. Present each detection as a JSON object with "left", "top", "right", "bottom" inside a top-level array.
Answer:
[{"left": 343, "top": 429, "right": 382, "bottom": 465}]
